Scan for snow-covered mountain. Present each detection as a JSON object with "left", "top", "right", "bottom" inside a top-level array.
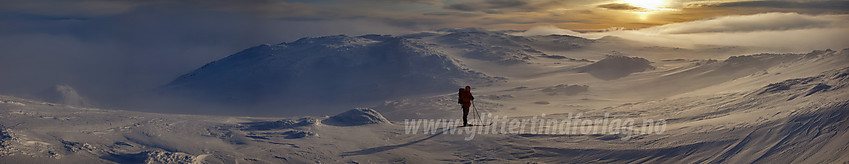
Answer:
[
  {"left": 433, "top": 30, "right": 543, "bottom": 64},
  {"left": 157, "top": 34, "right": 496, "bottom": 115}
]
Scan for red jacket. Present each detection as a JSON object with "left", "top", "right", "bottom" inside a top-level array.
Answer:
[{"left": 459, "top": 90, "right": 474, "bottom": 107}]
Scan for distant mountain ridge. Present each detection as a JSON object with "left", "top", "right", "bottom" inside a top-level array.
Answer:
[{"left": 159, "top": 34, "right": 495, "bottom": 113}]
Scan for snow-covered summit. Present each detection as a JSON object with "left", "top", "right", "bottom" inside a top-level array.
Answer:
[
  {"left": 435, "top": 31, "right": 542, "bottom": 64},
  {"left": 287, "top": 35, "right": 383, "bottom": 48}
]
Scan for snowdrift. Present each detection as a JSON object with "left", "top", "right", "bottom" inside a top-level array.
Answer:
[
  {"left": 638, "top": 49, "right": 848, "bottom": 97},
  {"left": 707, "top": 102, "right": 849, "bottom": 163},
  {"left": 576, "top": 55, "right": 655, "bottom": 80},
  {"left": 512, "top": 66, "right": 849, "bottom": 163},
  {"left": 701, "top": 67, "right": 849, "bottom": 163},
  {"left": 323, "top": 108, "right": 390, "bottom": 126}
]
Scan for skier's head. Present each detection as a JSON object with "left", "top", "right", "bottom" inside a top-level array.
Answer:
[
  {"left": 459, "top": 88, "right": 464, "bottom": 92},
  {"left": 465, "top": 86, "right": 471, "bottom": 90}
]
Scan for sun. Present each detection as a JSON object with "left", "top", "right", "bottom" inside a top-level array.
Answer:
[{"left": 622, "top": 0, "right": 666, "bottom": 10}]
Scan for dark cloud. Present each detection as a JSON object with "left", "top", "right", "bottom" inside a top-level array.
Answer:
[
  {"left": 597, "top": 3, "right": 644, "bottom": 11},
  {"left": 0, "top": 0, "right": 146, "bottom": 17},
  {"left": 689, "top": 0, "right": 849, "bottom": 10},
  {"left": 486, "top": 0, "right": 530, "bottom": 8},
  {"left": 422, "top": 11, "right": 484, "bottom": 17},
  {"left": 0, "top": 0, "right": 399, "bottom": 21},
  {"left": 443, "top": 0, "right": 564, "bottom": 13},
  {"left": 359, "top": 0, "right": 441, "bottom": 5},
  {"left": 445, "top": 3, "right": 483, "bottom": 12},
  {"left": 677, "top": 0, "right": 849, "bottom": 17}
]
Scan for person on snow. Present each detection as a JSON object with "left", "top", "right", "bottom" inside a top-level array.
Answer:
[{"left": 458, "top": 86, "right": 474, "bottom": 126}]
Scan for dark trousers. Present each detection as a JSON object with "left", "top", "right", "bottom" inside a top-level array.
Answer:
[{"left": 462, "top": 106, "right": 470, "bottom": 126}]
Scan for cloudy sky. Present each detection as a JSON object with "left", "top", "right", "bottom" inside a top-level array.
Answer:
[{"left": 0, "top": 0, "right": 848, "bottom": 103}]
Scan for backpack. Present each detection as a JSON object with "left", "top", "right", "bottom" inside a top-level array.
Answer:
[{"left": 458, "top": 89, "right": 464, "bottom": 103}]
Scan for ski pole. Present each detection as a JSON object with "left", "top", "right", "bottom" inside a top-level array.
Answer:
[
  {"left": 472, "top": 101, "right": 484, "bottom": 125},
  {"left": 470, "top": 101, "right": 476, "bottom": 125}
]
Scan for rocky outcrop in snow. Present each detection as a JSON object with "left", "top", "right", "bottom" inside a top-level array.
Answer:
[
  {"left": 103, "top": 151, "right": 196, "bottom": 164},
  {"left": 240, "top": 118, "right": 318, "bottom": 131},
  {"left": 0, "top": 128, "right": 10, "bottom": 151}
]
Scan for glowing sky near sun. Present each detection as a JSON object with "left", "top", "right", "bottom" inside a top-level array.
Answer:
[{"left": 622, "top": 0, "right": 667, "bottom": 10}]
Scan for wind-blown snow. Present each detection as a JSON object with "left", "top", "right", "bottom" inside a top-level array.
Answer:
[{"left": 34, "top": 84, "right": 90, "bottom": 107}]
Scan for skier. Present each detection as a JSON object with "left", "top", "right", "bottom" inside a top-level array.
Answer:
[{"left": 458, "top": 86, "right": 474, "bottom": 126}]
